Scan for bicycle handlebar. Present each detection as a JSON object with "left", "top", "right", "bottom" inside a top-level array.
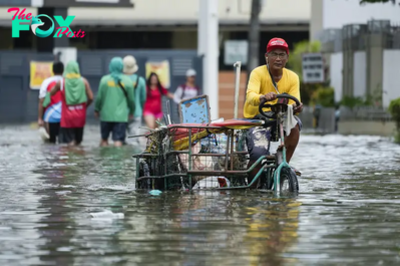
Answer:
[{"left": 258, "top": 94, "right": 301, "bottom": 119}]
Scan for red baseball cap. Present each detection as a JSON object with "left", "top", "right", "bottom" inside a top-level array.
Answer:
[{"left": 266, "top": 37, "right": 289, "bottom": 55}]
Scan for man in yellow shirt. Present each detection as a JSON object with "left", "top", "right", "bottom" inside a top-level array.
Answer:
[{"left": 244, "top": 38, "right": 303, "bottom": 179}]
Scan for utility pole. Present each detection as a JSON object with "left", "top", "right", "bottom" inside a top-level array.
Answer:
[
  {"left": 247, "top": 0, "right": 262, "bottom": 77},
  {"left": 198, "top": 0, "right": 219, "bottom": 120}
]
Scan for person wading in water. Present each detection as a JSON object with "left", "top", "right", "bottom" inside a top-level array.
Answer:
[{"left": 51, "top": 60, "right": 94, "bottom": 146}]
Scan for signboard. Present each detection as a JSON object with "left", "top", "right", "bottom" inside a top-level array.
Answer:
[
  {"left": 145, "top": 60, "right": 171, "bottom": 89},
  {"left": 302, "top": 53, "right": 324, "bottom": 83},
  {"left": 30, "top": 61, "right": 53, "bottom": 89},
  {"left": 53, "top": 47, "right": 77, "bottom": 67},
  {"left": 224, "top": 40, "right": 248, "bottom": 65}
]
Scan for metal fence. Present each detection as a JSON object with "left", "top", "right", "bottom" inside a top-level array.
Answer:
[
  {"left": 339, "top": 106, "right": 392, "bottom": 122},
  {"left": 0, "top": 49, "right": 203, "bottom": 124}
]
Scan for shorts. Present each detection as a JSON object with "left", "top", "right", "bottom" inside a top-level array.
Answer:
[
  {"left": 44, "top": 102, "right": 61, "bottom": 123},
  {"left": 101, "top": 121, "right": 127, "bottom": 142},
  {"left": 143, "top": 111, "right": 163, "bottom": 119},
  {"left": 246, "top": 115, "right": 302, "bottom": 161},
  {"left": 48, "top": 122, "right": 60, "bottom": 144},
  {"left": 60, "top": 127, "right": 84, "bottom": 145}
]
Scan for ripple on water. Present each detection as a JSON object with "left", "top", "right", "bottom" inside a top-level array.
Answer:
[{"left": 0, "top": 126, "right": 400, "bottom": 265}]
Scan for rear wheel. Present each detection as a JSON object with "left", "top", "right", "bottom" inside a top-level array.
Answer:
[
  {"left": 279, "top": 166, "right": 299, "bottom": 193},
  {"left": 137, "top": 161, "right": 150, "bottom": 190}
]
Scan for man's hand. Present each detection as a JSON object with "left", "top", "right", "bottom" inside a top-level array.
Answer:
[
  {"left": 129, "top": 114, "right": 134, "bottom": 121},
  {"left": 259, "top": 92, "right": 277, "bottom": 103},
  {"left": 264, "top": 92, "right": 277, "bottom": 101},
  {"left": 38, "top": 118, "right": 44, "bottom": 127},
  {"left": 293, "top": 102, "right": 304, "bottom": 113},
  {"left": 94, "top": 111, "right": 99, "bottom": 118}
]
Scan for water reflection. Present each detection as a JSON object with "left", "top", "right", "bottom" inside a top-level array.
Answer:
[
  {"left": 35, "top": 146, "right": 77, "bottom": 266},
  {"left": 243, "top": 198, "right": 300, "bottom": 266},
  {"left": 0, "top": 126, "right": 400, "bottom": 266}
]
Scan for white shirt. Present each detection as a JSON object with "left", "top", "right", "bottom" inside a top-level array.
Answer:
[
  {"left": 38, "top": 75, "right": 63, "bottom": 99},
  {"left": 173, "top": 84, "right": 199, "bottom": 104}
]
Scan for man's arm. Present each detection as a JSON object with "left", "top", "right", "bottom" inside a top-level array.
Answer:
[
  {"left": 50, "top": 81, "right": 60, "bottom": 96},
  {"left": 83, "top": 77, "right": 94, "bottom": 107},
  {"left": 38, "top": 98, "right": 45, "bottom": 126},
  {"left": 245, "top": 70, "right": 263, "bottom": 106},
  {"left": 38, "top": 79, "right": 49, "bottom": 125},
  {"left": 173, "top": 86, "right": 184, "bottom": 104}
]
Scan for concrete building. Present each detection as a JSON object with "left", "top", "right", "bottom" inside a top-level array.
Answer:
[
  {"left": 0, "top": 0, "right": 312, "bottom": 120},
  {"left": 0, "top": 0, "right": 311, "bottom": 70},
  {"left": 310, "top": 0, "right": 400, "bottom": 109}
]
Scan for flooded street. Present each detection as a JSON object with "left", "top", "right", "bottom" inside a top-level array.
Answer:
[{"left": 1, "top": 124, "right": 400, "bottom": 266}]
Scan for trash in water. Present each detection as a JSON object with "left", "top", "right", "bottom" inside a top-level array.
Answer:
[
  {"left": 149, "top": 190, "right": 162, "bottom": 196},
  {"left": 90, "top": 210, "right": 124, "bottom": 219}
]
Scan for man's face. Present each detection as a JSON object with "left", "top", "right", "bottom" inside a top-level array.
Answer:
[
  {"left": 265, "top": 48, "right": 288, "bottom": 71},
  {"left": 187, "top": 75, "right": 195, "bottom": 83}
]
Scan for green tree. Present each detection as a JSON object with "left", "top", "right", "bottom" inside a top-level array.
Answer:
[
  {"left": 288, "top": 40, "right": 321, "bottom": 83},
  {"left": 312, "top": 87, "right": 335, "bottom": 107},
  {"left": 287, "top": 40, "right": 322, "bottom": 105},
  {"left": 388, "top": 98, "right": 400, "bottom": 143}
]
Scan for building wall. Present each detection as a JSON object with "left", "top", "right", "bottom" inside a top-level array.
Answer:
[
  {"left": 330, "top": 52, "right": 343, "bottom": 103},
  {"left": 310, "top": 0, "right": 323, "bottom": 41},
  {"left": 338, "top": 121, "right": 396, "bottom": 137},
  {"left": 0, "top": 49, "right": 202, "bottom": 124},
  {"left": 0, "top": 0, "right": 311, "bottom": 25},
  {"left": 311, "top": 0, "right": 400, "bottom": 41},
  {"left": 383, "top": 49, "right": 400, "bottom": 108},
  {"left": 218, "top": 71, "right": 247, "bottom": 119},
  {"left": 0, "top": 28, "right": 12, "bottom": 49},
  {"left": 322, "top": 0, "right": 400, "bottom": 29},
  {"left": 353, "top": 51, "right": 367, "bottom": 98}
]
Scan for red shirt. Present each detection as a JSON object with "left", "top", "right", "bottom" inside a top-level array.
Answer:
[
  {"left": 143, "top": 85, "right": 168, "bottom": 114},
  {"left": 60, "top": 78, "right": 87, "bottom": 128}
]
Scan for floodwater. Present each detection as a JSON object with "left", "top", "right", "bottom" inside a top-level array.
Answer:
[{"left": 1, "top": 124, "right": 400, "bottom": 266}]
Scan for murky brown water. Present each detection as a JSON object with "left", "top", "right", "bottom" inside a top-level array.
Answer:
[{"left": 1, "top": 124, "right": 400, "bottom": 266}]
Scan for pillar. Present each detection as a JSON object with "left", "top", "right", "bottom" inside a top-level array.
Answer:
[
  {"left": 36, "top": 7, "right": 69, "bottom": 52},
  {"left": 198, "top": 0, "right": 219, "bottom": 120}
]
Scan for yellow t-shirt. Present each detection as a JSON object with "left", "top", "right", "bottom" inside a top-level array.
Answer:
[{"left": 243, "top": 65, "right": 301, "bottom": 118}]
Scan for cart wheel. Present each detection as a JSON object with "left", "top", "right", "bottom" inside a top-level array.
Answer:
[
  {"left": 279, "top": 166, "right": 299, "bottom": 193},
  {"left": 264, "top": 168, "right": 274, "bottom": 190},
  {"left": 137, "top": 161, "right": 151, "bottom": 190}
]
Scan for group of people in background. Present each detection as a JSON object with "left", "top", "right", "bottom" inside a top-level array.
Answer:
[{"left": 38, "top": 55, "right": 200, "bottom": 147}]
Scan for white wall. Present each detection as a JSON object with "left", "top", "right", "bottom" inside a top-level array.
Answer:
[
  {"left": 322, "top": 0, "right": 400, "bottom": 29},
  {"left": 353, "top": 51, "right": 367, "bottom": 98},
  {"left": 330, "top": 52, "right": 343, "bottom": 103},
  {"left": 0, "top": 0, "right": 311, "bottom": 25},
  {"left": 383, "top": 50, "right": 400, "bottom": 109}
]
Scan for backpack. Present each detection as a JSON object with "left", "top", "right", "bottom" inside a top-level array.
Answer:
[
  {"left": 180, "top": 84, "right": 199, "bottom": 99},
  {"left": 133, "top": 76, "right": 140, "bottom": 91}
]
